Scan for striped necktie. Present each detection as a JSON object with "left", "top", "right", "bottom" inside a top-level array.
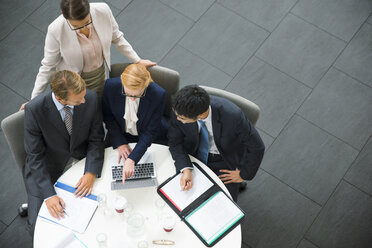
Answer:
[
  {"left": 63, "top": 106, "right": 73, "bottom": 135},
  {"left": 196, "top": 120, "right": 209, "bottom": 164}
]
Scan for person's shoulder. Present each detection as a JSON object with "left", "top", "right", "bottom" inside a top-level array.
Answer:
[
  {"left": 90, "top": 2, "right": 111, "bottom": 14},
  {"left": 104, "top": 77, "right": 122, "bottom": 89},
  {"left": 210, "top": 96, "right": 242, "bottom": 117},
  {"left": 26, "top": 92, "right": 52, "bottom": 115},
  {"left": 148, "top": 82, "right": 165, "bottom": 96},
  {"left": 47, "top": 14, "right": 65, "bottom": 34}
]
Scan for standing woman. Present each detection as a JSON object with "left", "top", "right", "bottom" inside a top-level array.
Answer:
[
  {"left": 20, "top": 0, "right": 155, "bottom": 109},
  {"left": 102, "top": 64, "right": 168, "bottom": 183}
]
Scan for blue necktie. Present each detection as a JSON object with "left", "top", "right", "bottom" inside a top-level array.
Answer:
[{"left": 196, "top": 120, "right": 209, "bottom": 164}]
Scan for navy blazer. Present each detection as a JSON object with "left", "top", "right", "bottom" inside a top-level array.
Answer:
[
  {"left": 102, "top": 77, "right": 168, "bottom": 163},
  {"left": 168, "top": 96, "right": 265, "bottom": 180}
]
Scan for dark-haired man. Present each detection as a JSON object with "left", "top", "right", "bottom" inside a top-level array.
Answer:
[
  {"left": 24, "top": 70, "right": 104, "bottom": 235},
  {"left": 168, "top": 85, "right": 265, "bottom": 201}
]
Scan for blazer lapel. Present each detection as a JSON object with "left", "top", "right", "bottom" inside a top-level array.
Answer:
[
  {"left": 70, "top": 104, "right": 84, "bottom": 150},
  {"left": 60, "top": 19, "right": 83, "bottom": 71},
  {"left": 211, "top": 104, "right": 222, "bottom": 149},
  {"left": 90, "top": 5, "right": 111, "bottom": 68},
  {"left": 137, "top": 95, "right": 150, "bottom": 132},
  {"left": 44, "top": 93, "right": 70, "bottom": 142}
]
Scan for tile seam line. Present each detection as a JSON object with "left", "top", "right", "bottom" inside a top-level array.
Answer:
[
  {"left": 174, "top": 43, "right": 234, "bottom": 79},
  {"left": 113, "top": 0, "right": 136, "bottom": 18},
  {"left": 158, "top": 0, "right": 218, "bottom": 66},
  {"left": 0, "top": 0, "right": 47, "bottom": 43},
  {"left": 295, "top": 114, "right": 361, "bottom": 152},
  {"left": 333, "top": 65, "right": 372, "bottom": 90},
  {"left": 156, "top": 0, "right": 200, "bottom": 23},
  {"left": 301, "top": 129, "right": 371, "bottom": 240},
  {"left": 225, "top": 0, "right": 302, "bottom": 90},
  {"left": 24, "top": 20, "right": 46, "bottom": 35},
  {"left": 216, "top": 1, "right": 272, "bottom": 33},
  {"left": 306, "top": 6, "right": 370, "bottom": 90},
  {"left": 253, "top": 56, "right": 313, "bottom": 89},
  {"left": 0, "top": 81, "right": 29, "bottom": 102},
  {"left": 289, "top": 12, "right": 349, "bottom": 43},
  {"left": 222, "top": 26, "right": 272, "bottom": 90},
  {"left": 343, "top": 179, "right": 372, "bottom": 199},
  {"left": 259, "top": 167, "right": 323, "bottom": 207}
]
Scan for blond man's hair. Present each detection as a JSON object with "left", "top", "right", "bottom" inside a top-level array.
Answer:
[
  {"left": 120, "top": 64, "right": 152, "bottom": 90},
  {"left": 50, "top": 70, "right": 86, "bottom": 101}
]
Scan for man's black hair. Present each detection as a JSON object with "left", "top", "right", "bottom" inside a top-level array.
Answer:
[{"left": 172, "top": 85, "right": 210, "bottom": 119}]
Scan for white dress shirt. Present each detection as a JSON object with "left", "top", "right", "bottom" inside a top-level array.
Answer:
[
  {"left": 52, "top": 92, "right": 74, "bottom": 120},
  {"left": 198, "top": 106, "right": 220, "bottom": 154},
  {"left": 123, "top": 97, "right": 140, "bottom": 136}
]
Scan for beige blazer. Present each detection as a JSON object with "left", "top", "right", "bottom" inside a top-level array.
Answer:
[{"left": 31, "top": 2, "right": 141, "bottom": 99}]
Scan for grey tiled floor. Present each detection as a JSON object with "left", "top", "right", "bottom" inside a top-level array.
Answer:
[{"left": 0, "top": 0, "right": 371, "bottom": 247}]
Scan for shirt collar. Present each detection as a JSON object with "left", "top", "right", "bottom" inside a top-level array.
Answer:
[
  {"left": 200, "top": 105, "right": 212, "bottom": 123},
  {"left": 52, "top": 92, "right": 74, "bottom": 111}
]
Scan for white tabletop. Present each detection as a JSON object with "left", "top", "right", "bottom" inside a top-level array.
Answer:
[{"left": 34, "top": 144, "right": 241, "bottom": 248}]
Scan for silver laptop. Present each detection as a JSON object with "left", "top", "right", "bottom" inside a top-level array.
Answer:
[{"left": 111, "top": 152, "right": 158, "bottom": 190}]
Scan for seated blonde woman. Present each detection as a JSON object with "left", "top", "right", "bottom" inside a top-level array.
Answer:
[{"left": 102, "top": 64, "right": 168, "bottom": 182}]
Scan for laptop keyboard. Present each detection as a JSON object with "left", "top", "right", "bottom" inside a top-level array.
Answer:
[
  {"left": 112, "top": 163, "right": 155, "bottom": 181},
  {"left": 111, "top": 178, "right": 158, "bottom": 190}
]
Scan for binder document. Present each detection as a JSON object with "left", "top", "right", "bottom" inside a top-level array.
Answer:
[
  {"left": 157, "top": 162, "right": 245, "bottom": 247},
  {"left": 38, "top": 181, "right": 98, "bottom": 233}
]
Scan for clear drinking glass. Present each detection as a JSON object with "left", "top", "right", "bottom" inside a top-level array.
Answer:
[
  {"left": 96, "top": 233, "right": 108, "bottom": 248},
  {"left": 127, "top": 213, "right": 145, "bottom": 236}
]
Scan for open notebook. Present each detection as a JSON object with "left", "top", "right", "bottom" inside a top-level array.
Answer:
[
  {"left": 38, "top": 182, "right": 98, "bottom": 233},
  {"left": 157, "top": 163, "right": 245, "bottom": 247}
]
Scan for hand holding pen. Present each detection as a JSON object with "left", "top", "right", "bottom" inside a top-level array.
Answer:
[{"left": 180, "top": 169, "right": 193, "bottom": 191}]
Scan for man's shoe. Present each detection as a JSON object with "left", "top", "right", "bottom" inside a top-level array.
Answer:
[
  {"left": 18, "top": 203, "right": 28, "bottom": 217},
  {"left": 239, "top": 181, "right": 247, "bottom": 192}
]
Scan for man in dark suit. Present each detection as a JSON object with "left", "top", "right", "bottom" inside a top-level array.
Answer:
[
  {"left": 168, "top": 85, "right": 265, "bottom": 201},
  {"left": 24, "top": 70, "right": 104, "bottom": 235}
]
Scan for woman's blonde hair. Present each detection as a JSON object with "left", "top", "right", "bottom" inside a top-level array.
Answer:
[
  {"left": 121, "top": 64, "right": 152, "bottom": 90},
  {"left": 51, "top": 70, "right": 86, "bottom": 101}
]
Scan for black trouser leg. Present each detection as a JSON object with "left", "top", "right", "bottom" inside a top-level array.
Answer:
[{"left": 207, "top": 157, "right": 240, "bottom": 202}]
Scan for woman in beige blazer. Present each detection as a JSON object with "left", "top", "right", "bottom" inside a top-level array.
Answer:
[{"left": 20, "top": 0, "right": 155, "bottom": 109}]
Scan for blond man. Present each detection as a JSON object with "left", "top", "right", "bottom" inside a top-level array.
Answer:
[{"left": 24, "top": 70, "right": 104, "bottom": 235}]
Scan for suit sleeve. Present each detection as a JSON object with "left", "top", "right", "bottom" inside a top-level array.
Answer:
[
  {"left": 84, "top": 95, "right": 105, "bottom": 177},
  {"left": 235, "top": 112, "right": 265, "bottom": 180},
  {"left": 102, "top": 83, "right": 128, "bottom": 148},
  {"left": 32, "top": 28, "right": 61, "bottom": 99},
  {"left": 24, "top": 106, "right": 56, "bottom": 199},
  {"left": 128, "top": 92, "right": 166, "bottom": 163},
  {"left": 167, "top": 112, "right": 194, "bottom": 172},
  {"left": 108, "top": 4, "right": 140, "bottom": 63}
]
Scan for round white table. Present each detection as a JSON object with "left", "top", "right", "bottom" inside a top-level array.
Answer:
[{"left": 34, "top": 144, "right": 241, "bottom": 248}]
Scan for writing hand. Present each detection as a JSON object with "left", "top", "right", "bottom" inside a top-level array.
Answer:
[
  {"left": 218, "top": 168, "right": 244, "bottom": 184},
  {"left": 45, "top": 195, "right": 66, "bottom": 220},
  {"left": 180, "top": 169, "right": 193, "bottom": 191},
  {"left": 74, "top": 172, "right": 96, "bottom": 198}
]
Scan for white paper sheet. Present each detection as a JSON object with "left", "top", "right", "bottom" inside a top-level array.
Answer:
[
  {"left": 38, "top": 184, "right": 98, "bottom": 233},
  {"left": 159, "top": 166, "right": 214, "bottom": 211},
  {"left": 185, "top": 191, "right": 244, "bottom": 245},
  {"left": 52, "top": 230, "right": 87, "bottom": 248}
]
